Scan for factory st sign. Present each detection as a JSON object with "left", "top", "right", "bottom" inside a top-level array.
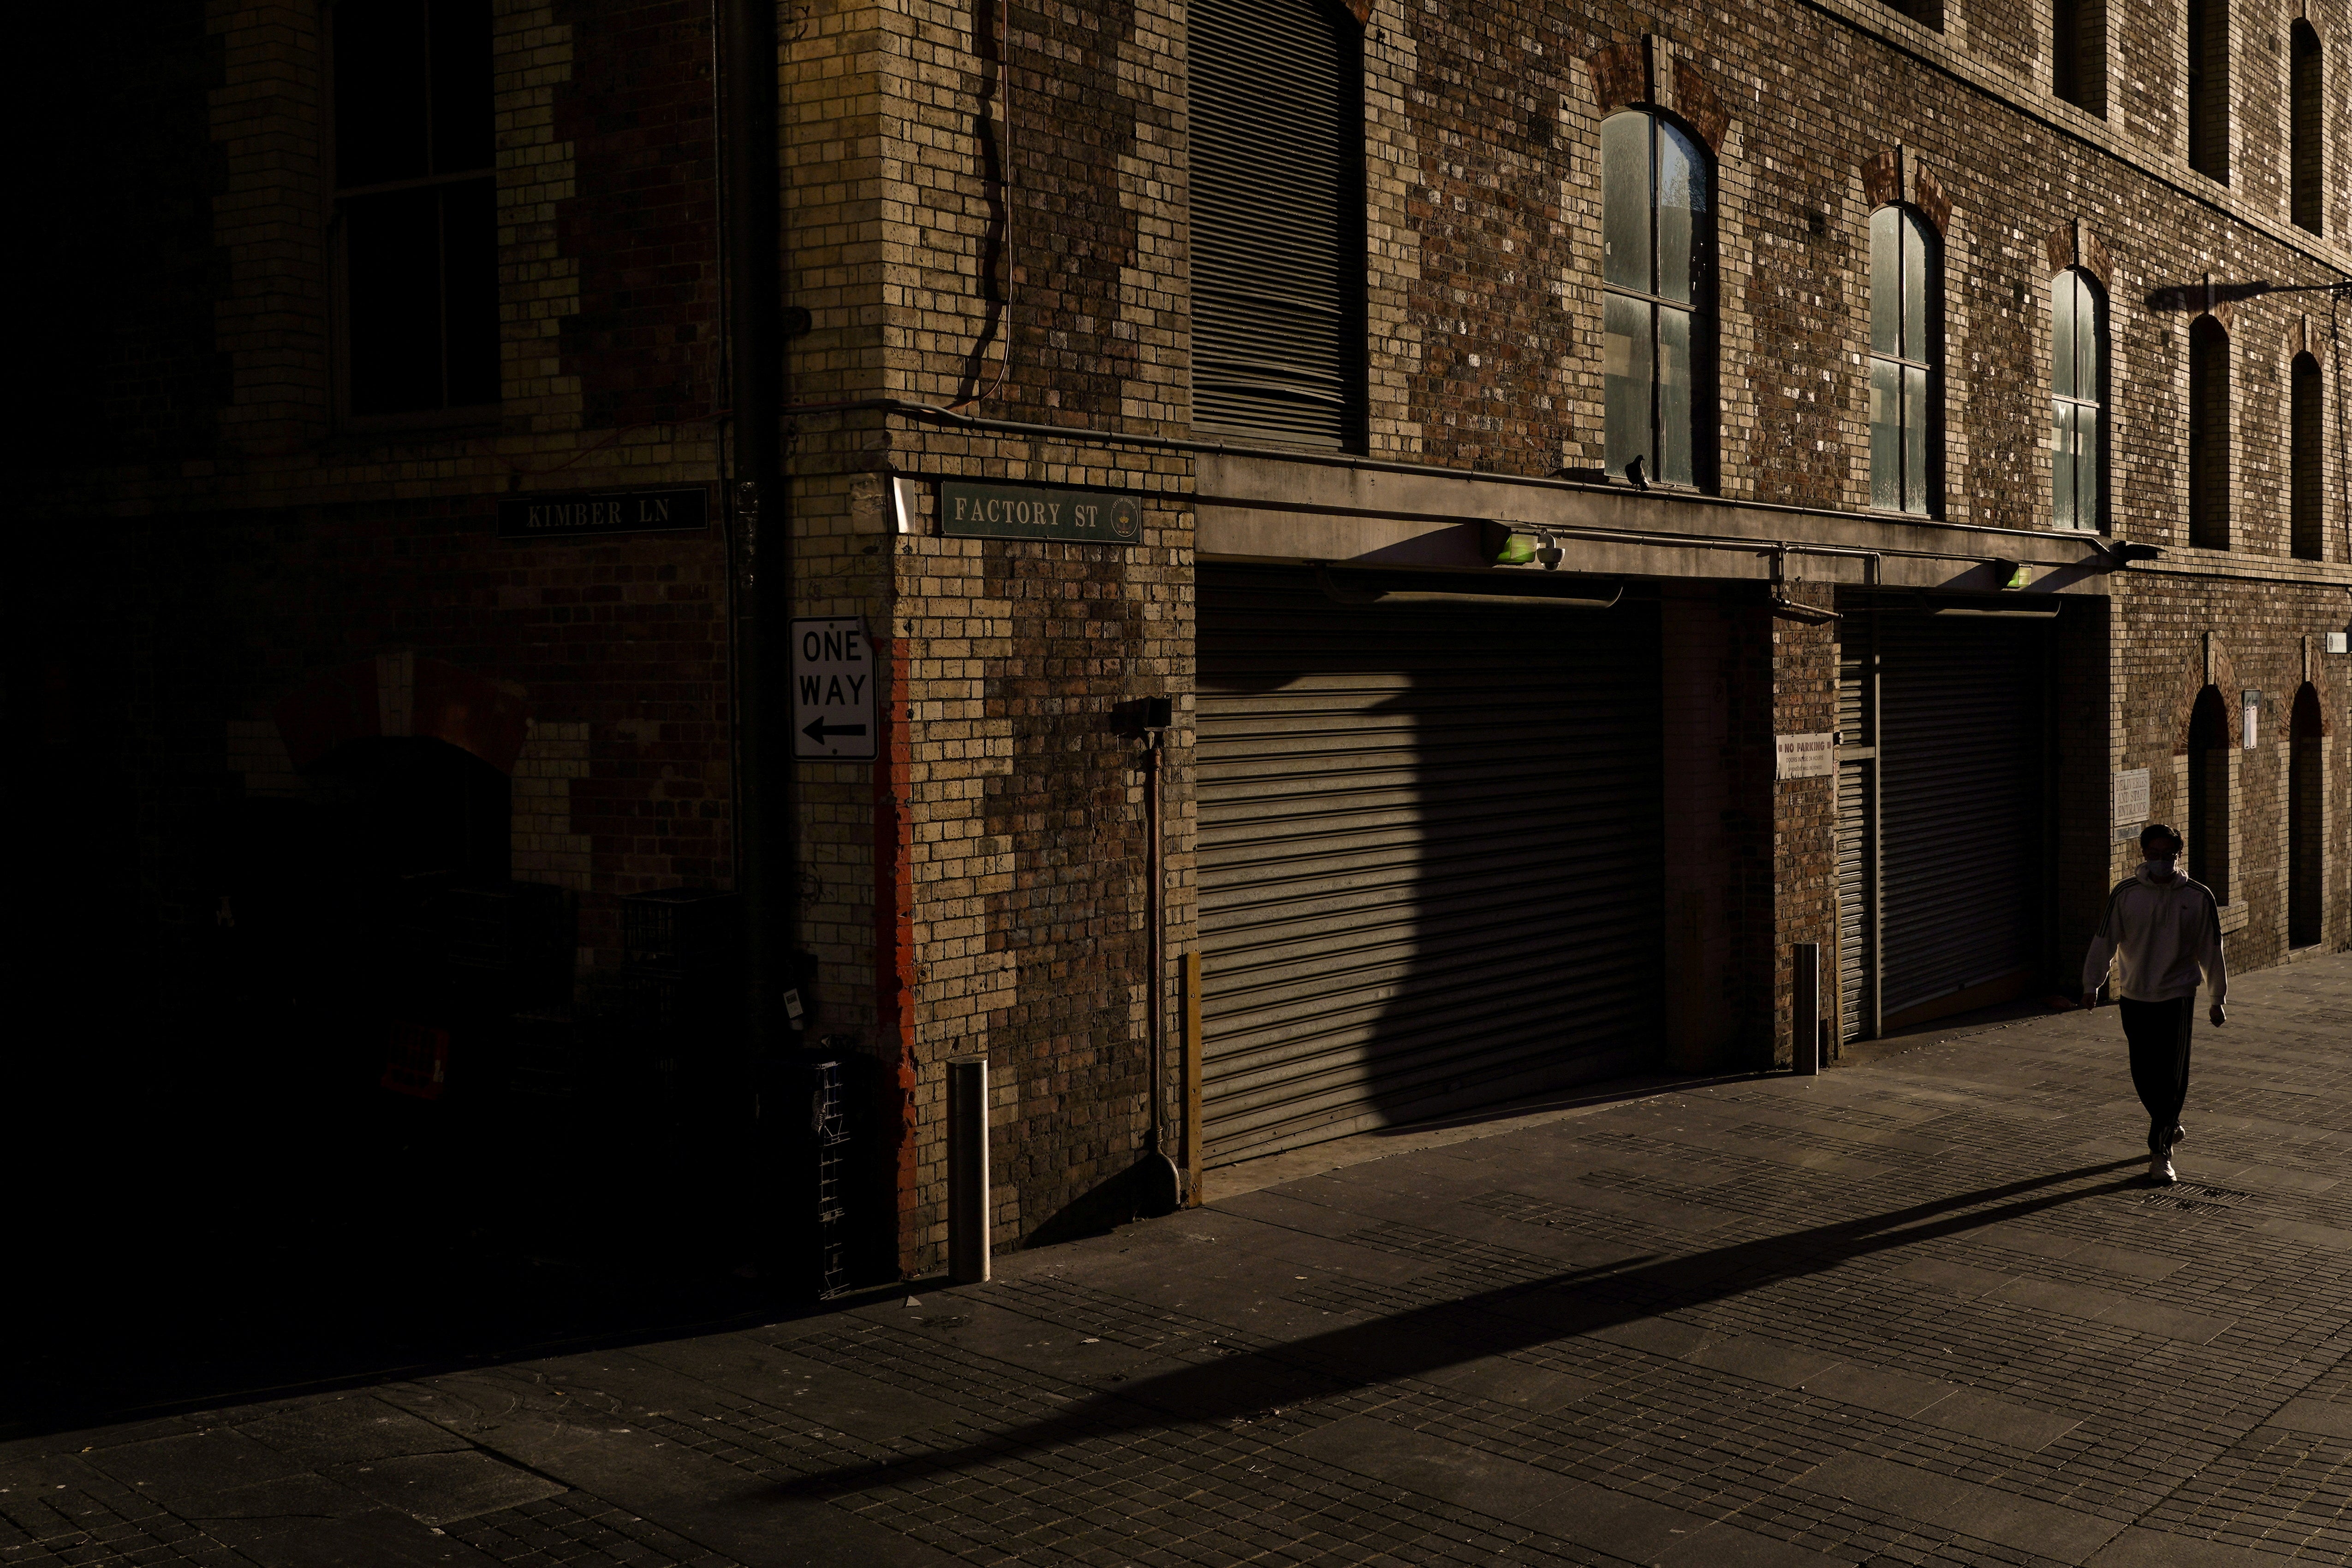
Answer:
[
  {"left": 498, "top": 487, "right": 709, "bottom": 539},
  {"left": 791, "top": 617, "right": 876, "bottom": 760},
  {"left": 939, "top": 481, "right": 1144, "bottom": 544}
]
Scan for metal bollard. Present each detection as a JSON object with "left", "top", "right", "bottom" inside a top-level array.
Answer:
[
  {"left": 947, "top": 1056, "right": 991, "bottom": 1283},
  {"left": 1793, "top": 943, "right": 1821, "bottom": 1076}
]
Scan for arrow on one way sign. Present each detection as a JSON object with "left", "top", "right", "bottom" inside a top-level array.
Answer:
[{"left": 790, "top": 616, "right": 878, "bottom": 760}]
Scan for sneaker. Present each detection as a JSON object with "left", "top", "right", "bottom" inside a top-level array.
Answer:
[
  {"left": 2170, "top": 1124, "right": 2186, "bottom": 1150},
  {"left": 2149, "top": 1150, "right": 2178, "bottom": 1186}
]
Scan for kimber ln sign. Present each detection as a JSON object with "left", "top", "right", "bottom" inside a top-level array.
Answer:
[{"left": 498, "top": 487, "right": 709, "bottom": 539}]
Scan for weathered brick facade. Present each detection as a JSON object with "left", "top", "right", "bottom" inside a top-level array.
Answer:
[{"left": 26, "top": 0, "right": 2350, "bottom": 1287}]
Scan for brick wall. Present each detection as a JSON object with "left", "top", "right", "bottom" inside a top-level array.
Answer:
[
  {"left": 2114, "top": 577, "right": 2352, "bottom": 965},
  {"left": 1772, "top": 582, "right": 1844, "bottom": 1067},
  {"left": 551, "top": 0, "right": 720, "bottom": 429}
]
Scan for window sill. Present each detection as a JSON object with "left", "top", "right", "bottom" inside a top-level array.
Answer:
[{"left": 2217, "top": 901, "right": 2250, "bottom": 936}]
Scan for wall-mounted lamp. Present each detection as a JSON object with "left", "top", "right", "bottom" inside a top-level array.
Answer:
[
  {"left": 1479, "top": 522, "right": 1563, "bottom": 570},
  {"left": 1112, "top": 697, "right": 1173, "bottom": 736}
]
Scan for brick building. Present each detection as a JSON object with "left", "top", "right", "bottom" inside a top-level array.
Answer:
[{"left": 22, "top": 0, "right": 2350, "bottom": 1285}]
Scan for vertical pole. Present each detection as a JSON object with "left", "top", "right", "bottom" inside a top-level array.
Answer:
[
  {"left": 947, "top": 1056, "right": 990, "bottom": 1283},
  {"left": 1793, "top": 942, "right": 1821, "bottom": 1077},
  {"left": 1144, "top": 734, "right": 1163, "bottom": 1153},
  {"left": 1181, "top": 950, "right": 1203, "bottom": 1205}
]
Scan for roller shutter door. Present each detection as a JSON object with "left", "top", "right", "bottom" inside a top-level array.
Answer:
[
  {"left": 1878, "top": 614, "right": 2049, "bottom": 1025},
  {"left": 1196, "top": 566, "right": 1661, "bottom": 1166},
  {"left": 1835, "top": 609, "right": 1877, "bottom": 1045}
]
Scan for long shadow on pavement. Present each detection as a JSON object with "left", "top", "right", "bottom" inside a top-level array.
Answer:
[{"left": 775, "top": 1156, "right": 2148, "bottom": 1497}]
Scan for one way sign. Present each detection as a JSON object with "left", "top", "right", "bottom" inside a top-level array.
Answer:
[{"left": 789, "top": 616, "right": 877, "bottom": 759}]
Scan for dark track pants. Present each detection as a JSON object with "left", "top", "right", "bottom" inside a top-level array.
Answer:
[{"left": 2119, "top": 996, "right": 2196, "bottom": 1153}]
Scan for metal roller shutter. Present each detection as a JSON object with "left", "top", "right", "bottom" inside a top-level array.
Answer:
[
  {"left": 1878, "top": 614, "right": 2049, "bottom": 1023},
  {"left": 1837, "top": 762, "right": 1874, "bottom": 1044},
  {"left": 1836, "top": 609, "right": 1877, "bottom": 1045},
  {"left": 1188, "top": 0, "right": 1363, "bottom": 448},
  {"left": 1196, "top": 566, "right": 1661, "bottom": 1166}
]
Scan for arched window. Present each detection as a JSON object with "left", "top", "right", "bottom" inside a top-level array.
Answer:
[
  {"left": 2290, "top": 683, "right": 2325, "bottom": 948},
  {"left": 2292, "top": 22, "right": 2324, "bottom": 234},
  {"left": 2050, "top": 268, "right": 2105, "bottom": 530},
  {"left": 1602, "top": 110, "right": 1711, "bottom": 489},
  {"left": 1189, "top": 0, "right": 1365, "bottom": 449},
  {"left": 2292, "top": 352, "right": 2324, "bottom": 560},
  {"left": 2187, "top": 686, "right": 2232, "bottom": 904},
  {"left": 1869, "top": 206, "right": 1938, "bottom": 514},
  {"left": 2189, "top": 315, "right": 2231, "bottom": 549},
  {"left": 2187, "top": 0, "right": 2229, "bottom": 181}
]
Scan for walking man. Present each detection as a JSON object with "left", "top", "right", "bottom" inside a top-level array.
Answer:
[{"left": 2082, "top": 823, "right": 2227, "bottom": 1186}]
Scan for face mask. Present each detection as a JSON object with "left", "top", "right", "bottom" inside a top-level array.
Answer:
[{"left": 2145, "top": 855, "right": 2178, "bottom": 875}]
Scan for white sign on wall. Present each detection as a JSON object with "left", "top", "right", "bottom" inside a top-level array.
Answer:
[
  {"left": 2243, "top": 690, "right": 2260, "bottom": 750},
  {"left": 2111, "top": 767, "right": 2150, "bottom": 841},
  {"left": 790, "top": 616, "right": 877, "bottom": 760},
  {"left": 1775, "top": 733, "right": 1835, "bottom": 780}
]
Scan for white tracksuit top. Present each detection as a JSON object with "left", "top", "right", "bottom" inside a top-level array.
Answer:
[{"left": 2081, "top": 864, "right": 2229, "bottom": 1005}]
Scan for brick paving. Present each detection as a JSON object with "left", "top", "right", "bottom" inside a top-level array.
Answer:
[{"left": 6, "top": 952, "right": 2349, "bottom": 1566}]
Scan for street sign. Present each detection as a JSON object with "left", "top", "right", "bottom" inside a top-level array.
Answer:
[
  {"left": 938, "top": 480, "right": 1144, "bottom": 544},
  {"left": 791, "top": 617, "right": 876, "bottom": 760},
  {"left": 497, "top": 486, "right": 709, "bottom": 539}
]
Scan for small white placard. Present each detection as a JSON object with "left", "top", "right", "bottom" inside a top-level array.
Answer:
[
  {"left": 2242, "top": 690, "right": 2260, "bottom": 750},
  {"left": 1775, "top": 732, "right": 1835, "bottom": 780},
  {"left": 2112, "top": 767, "right": 2150, "bottom": 840}
]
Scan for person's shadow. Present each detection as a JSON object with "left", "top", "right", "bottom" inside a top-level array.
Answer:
[{"left": 773, "top": 1155, "right": 2147, "bottom": 1498}]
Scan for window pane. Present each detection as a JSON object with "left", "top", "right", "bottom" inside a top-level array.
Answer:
[
  {"left": 1902, "top": 211, "right": 1929, "bottom": 361},
  {"left": 336, "top": 0, "right": 431, "bottom": 187},
  {"left": 1870, "top": 357, "right": 1902, "bottom": 509},
  {"left": 1602, "top": 113, "right": 1651, "bottom": 292},
  {"left": 428, "top": 0, "right": 495, "bottom": 175},
  {"left": 346, "top": 188, "right": 446, "bottom": 414},
  {"left": 2052, "top": 274, "right": 2077, "bottom": 399},
  {"left": 2075, "top": 401, "right": 2100, "bottom": 529},
  {"left": 1604, "top": 292, "right": 1653, "bottom": 479},
  {"left": 2051, "top": 401, "right": 2076, "bottom": 529},
  {"left": 1656, "top": 122, "right": 1704, "bottom": 305},
  {"left": 1657, "top": 304, "right": 1693, "bottom": 485},
  {"left": 442, "top": 178, "right": 500, "bottom": 406},
  {"left": 2074, "top": 280, "right": 2100, "bottom": 400},
  {"left": 1904, "top": 364, "right": 1928, "bottom": 514},
  {"left": 1870, "top": 208, "right": 1900, "bottom": 357}
]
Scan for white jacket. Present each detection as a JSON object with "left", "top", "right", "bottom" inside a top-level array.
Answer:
[{"left": 2082, "top": 864, "right": 2229, "bottom": 1005}]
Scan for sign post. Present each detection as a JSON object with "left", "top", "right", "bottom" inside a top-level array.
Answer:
[{"left": 789, "top": 617, "right": 876, "bottom": 760}]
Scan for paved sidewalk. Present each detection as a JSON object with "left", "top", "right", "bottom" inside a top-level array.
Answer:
[{"left": 8, "top": 954, "right": 2349, "bottom": 1568}]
